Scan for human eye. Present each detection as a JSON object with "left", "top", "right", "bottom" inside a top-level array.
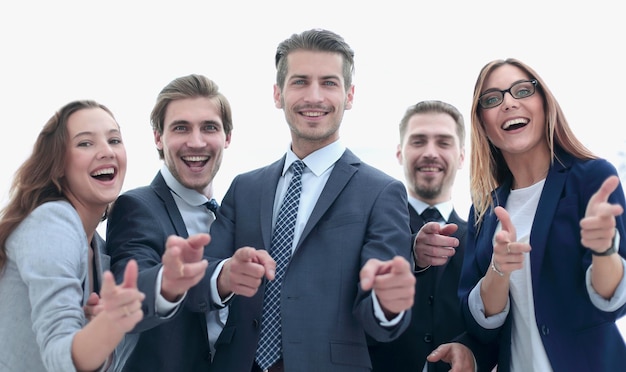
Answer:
[
  {"left": 480, "top": 92, "right": 502, "bottom": 108},
  {"left": 323, "top": 80, "right": 338, "bottom": 87},
  {"left": 512, "top": 82, "right": 534, "bottom": 98},
  {"left": 410, "top": 138, "right": 425, "bottom": 147},
  {"left": 109, "top": 137, "right": 123, "bottom": 145},
  {"left": 203, "top": 123, "right": 219, "bottom": 132},
  {"left": 77, "top": 141, "right": 92, "bottom": 147},
  {"left": 172, "top": 125, "right": 187, "bottom": 132}
]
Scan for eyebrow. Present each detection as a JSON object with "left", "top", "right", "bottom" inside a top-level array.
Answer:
[
  {"left": 289, "top": 74, "right": 341, "bottom": 81},
  {"left": 408, "top": 133, "right": 455, "bottom": 140},
  {"left": 167, "top": 119, "right": 222, "bottom": 127},
  {"left": 481, "top": 79, "right": 530, "bottom": 94},
  {"left": 72, "top": 128, "right": 121, "bottom": 139}
]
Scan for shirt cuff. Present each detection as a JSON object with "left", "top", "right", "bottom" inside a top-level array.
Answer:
[
  {"left": 586, "top": 255, "right": 626, "bottom": 312},
  {"left": 155, "top": 266, "right": 186, "bottom": 317},
  {"left": 371, "top": 289, "right": 404, "bottom": 326},
  {"left": 211, "top": 259, "right": 234, "bottom": 307},
  {"left": 468, "top": 278, "right": 509, "bottom": 329}
]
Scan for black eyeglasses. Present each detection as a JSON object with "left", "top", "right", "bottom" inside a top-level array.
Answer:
[{"left": 478, "top": 80, "right": 538, "bottom": 109}]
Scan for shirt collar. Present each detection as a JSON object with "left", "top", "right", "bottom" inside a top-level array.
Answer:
[
  {"left": 160, "top": 164, "right": 210, "bottom": 207},
  {"left": 283, "top": 140, "right": 345, "bottom": 176},
  {"left": 408, "top": 196, "right": 454, "bottom": 222}
]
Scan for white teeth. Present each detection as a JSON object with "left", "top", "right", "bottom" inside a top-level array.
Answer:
[
  {"left": 183, "top": 156, "right": 208, "bottom": 162},
  {"left": 419, "top": 167, "right": 440, "bottom": 172},
  {"left": 91, "top": 168, "right": 114, "bottom": 176},
  {"left": 503, "top": 118, "right": 528, "bottom": 129},
  {"left": 302, "top": 112, "right": 324, "bottom": 117}
]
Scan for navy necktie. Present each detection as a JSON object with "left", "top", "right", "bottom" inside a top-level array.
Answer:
[
  {"left": 421, "top": 207, "right": 442, "bottom": 223},
  {"left": 256, "top": 160, "right": 305, "bottom": 370},
  {"left": 204, "top": 198, "right": 219, "bottom": 214}
]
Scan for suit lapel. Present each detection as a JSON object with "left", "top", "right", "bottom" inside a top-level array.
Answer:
[
  {"left": 261, "top": 158, "right": 285, "bottom": 252},
  {"left": 408, "top": 205, "right": 422, "bottom": 234},
  {"left": 434, "top": 210, "right": 465, "bottom": 284},
  {"left": 297, "top": 150, "right": 358, "bottom": 251},
  {"left": 529, "top": 156, "right": 570, "bottom": 294},
  {"left": 92, "top": 232, "right": 109, "bottom": 293},
  {"left": 151, "top": 172, "right": 189, "bottom": 238}
]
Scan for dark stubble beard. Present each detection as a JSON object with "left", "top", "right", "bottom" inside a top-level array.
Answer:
[{"left": 413, "top": 183, "right": 442, "bottom": 201}]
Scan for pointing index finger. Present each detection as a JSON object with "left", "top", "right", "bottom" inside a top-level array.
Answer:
[{"left": 495, "top": 206, "right": 516, "bottom": 238}]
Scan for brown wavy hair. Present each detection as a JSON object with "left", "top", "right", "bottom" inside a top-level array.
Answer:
[{"left": 0, "top": 100, "right": 116, "bottom": 273}]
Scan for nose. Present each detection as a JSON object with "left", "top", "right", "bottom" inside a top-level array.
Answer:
[
  {"left": 98, "top": 142, "right": 115, "bottom": 159},
  {"left": 187, "top": 128, "right": 207, "bottom": 148},
  {"left": 423, "top": 141, "right": 439, "bottom": 158},
  {"left": 501, "top": 91, "right": 518, "bottom": 110},
  {"left": 304, "top": 82, "right": 323, "bottom": 102}
]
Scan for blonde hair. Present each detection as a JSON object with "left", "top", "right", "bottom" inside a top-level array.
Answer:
[{"left": 469, "top": 58, "right": 595, "bottom": 227}]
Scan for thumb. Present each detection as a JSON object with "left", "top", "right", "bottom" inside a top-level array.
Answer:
[
  {"left": 187, "top": 233, "right": 211, "bottom": 249},
  {"left": 359, "top": 258, "right": 384, "bottom": 291},
  {"left": 86, "top": 292, "right": 100, "bottom": 305},
  {"left": 495, "top": 206, "right": 516, "bottom": 239},
  {"left": 440, "top": 223, "right": 459, "bottom": 237},
  {"left": 586, "top": 175, "right": 620, "bottom": 216},
  {"left": 100, "top": 270, "right": 116, "bottom": 298},
  {"left": 389, "top": 256, "right": 409, "bottom": 273},
  {"left": 122, "top": 259, "right": 139, "bottom": 289}
]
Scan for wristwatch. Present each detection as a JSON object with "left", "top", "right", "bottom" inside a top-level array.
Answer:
[{"left": 591, "top": 229, "right": 620, "bottom": 256}]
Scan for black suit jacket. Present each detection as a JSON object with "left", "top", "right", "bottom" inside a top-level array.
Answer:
[
  {"left": 369, "top": 205, "right": 469, "bottom": 372},
  {"left": 106, "top": 172, "right": 214, "bottom": 372}
]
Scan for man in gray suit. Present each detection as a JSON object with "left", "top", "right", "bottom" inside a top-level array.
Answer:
[{"left": 204, "top": 29, "right": 416, "bottom": 371}]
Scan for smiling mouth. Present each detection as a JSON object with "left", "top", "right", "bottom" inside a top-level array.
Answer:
[
  {"left": 418, "top": 166, "right": 443, "bottom": 172},
  {"left": 502, "top": 118, "right": 529, "bottom": 131},
  {"left": 182, "top": 155, "right": 209, "bottom": 167},
  {"left": 300, "top": 111, "right": 327, "bottom": 118},
  {"left": 91, "top": 168, "right": 115, "bottom": 181}
]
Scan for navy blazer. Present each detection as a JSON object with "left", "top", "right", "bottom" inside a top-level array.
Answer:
[
  {"left": 369, "top": 206, "right": 469, "bottom": 372},
  {"left": 459, "top": 151, "right": 626, "bottom": 371},
  {"left": 106, "top": 172, "right": 214, "bottom": 372},
  {"left": 206, "top": 149, "right": 413, "bottom": 371}
]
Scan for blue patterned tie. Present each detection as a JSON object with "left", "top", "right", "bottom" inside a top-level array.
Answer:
[{"left": 255, "top": 160, "right": 305, "bottom": 370}]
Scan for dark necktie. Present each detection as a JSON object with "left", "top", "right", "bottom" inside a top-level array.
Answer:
[
  {"left": 204, "top": 198, "right": 219, "bottom": 214},
  {"left": 255, "top": 160, "right": 305, "bottom": 370},
  {"left": 421, "top": 207, "right": 442, "bottom": 224}
]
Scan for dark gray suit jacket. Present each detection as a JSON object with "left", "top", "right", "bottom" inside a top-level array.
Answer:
[
  {"left": 106, "top": 172, "right": 213, "bottom": 372},
  {"left": 207, "top": 149, "right": 413, "bottom": 371}
]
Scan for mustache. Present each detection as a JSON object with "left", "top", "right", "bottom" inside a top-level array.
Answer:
[{"left": 294, "top": 104, "right": 333, "bottom": 112}]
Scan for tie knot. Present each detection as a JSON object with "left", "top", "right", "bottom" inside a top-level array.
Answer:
[
  {"left": 421, "top": 207, "right": 442, "bottom": 223},
  {"left": 291, "top": 160, "right": 305, "bottom": 177},
  {"left": 204, "top": 198, "right": 219, "bottom": 213}
]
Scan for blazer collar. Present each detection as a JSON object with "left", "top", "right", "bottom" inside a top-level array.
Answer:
[
  {"left": 489, "top": 149, "right": 573, "bottom": 287},
  {"left": 151, "top": 171, "right": 189, "bottom": 238}
]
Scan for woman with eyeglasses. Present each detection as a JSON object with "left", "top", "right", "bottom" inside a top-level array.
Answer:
[{"left": 458, "top": 58, "right": 626, "bottom": 371}]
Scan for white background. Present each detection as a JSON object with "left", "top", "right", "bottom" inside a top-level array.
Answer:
[{"left": 1, "top": 1, "right": 624, "bottom": 337}]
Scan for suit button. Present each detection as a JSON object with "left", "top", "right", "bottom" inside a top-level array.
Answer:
[
  {"left": 206, "top": 351, "right": 212, "bottom": 361},
  {"left": 541, "top": 325, "right": 550, "bottom": 336},
  {"left": 253, "top": 319, "right": 259, "bottom": 328},
  {"left": 428, "top": 295, "right": 434, "bottom": 305},
  {"left": 424, "top": 333, "right": 432, "bottom": 343}
]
